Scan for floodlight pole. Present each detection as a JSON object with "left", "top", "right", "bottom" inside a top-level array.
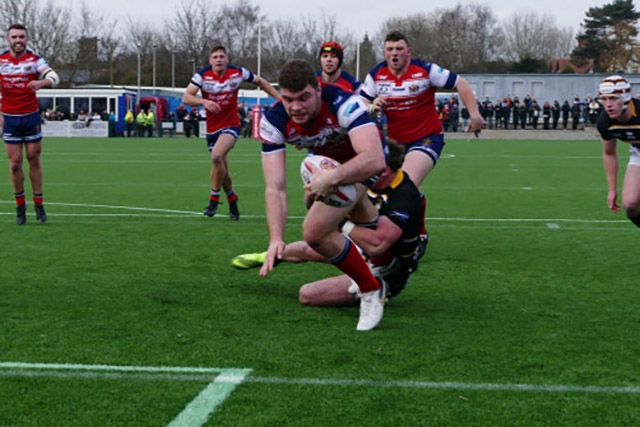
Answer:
[
  {"left": 136, "top": 42, "right": 141, "bottom": 108},
  {"left": 152, "top": 43, "right": 157, "bottom": 95}
]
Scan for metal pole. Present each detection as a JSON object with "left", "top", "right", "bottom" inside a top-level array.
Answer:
[
  {"left": 136, "top": 43, "right": 141, "bottom": 107},
  {"left": 171, "top": 50, "right": 176, "bottom": 95},
  {"left": 256, "top": 14, "right": 262, "bottom": 106},
  {"left": 152, "top": 44, "right": 157, "bottom": 94}
]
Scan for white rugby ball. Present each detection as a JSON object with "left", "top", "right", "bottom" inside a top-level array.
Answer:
[{"left": 300, "top": 155, "right": 357, "bottom": 208}]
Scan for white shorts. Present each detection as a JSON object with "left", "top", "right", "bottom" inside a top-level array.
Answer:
[{"left": 629, "top": 145, "right": 640, "bottom": 167}]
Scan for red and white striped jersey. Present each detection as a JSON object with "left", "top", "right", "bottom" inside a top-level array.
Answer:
[
  {"left": 360, "top": 59, "right": 459, "bottom": 143},
  {"left": 189, "top": 64, "right": 257, "bottom": 133},
  {"left": 0, "top": 49, "right": 51, "bottom": 115}
]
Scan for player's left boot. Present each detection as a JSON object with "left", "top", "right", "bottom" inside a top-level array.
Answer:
[
  {"left": 231, "top": 251, "right": 266, "bottom": 269},
  {"left": 229, "top": 197, "right": 240, "bottom": 220},
  {"left": 415, "top": 233, "right": 429, "bottom": 261},
  {"left": 35, "top": 204, "right": 47, "bottom": 223}
]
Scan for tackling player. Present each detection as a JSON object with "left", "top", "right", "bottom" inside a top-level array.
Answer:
[
  {"left": 596, "top": 75, "right": 640, "bottom": 228},
  {"left": 360, "top": 30, "right": 485, "bottom": 255},
  {"left": 259, "top": 59, "right": 387, "bottom": 331},
  {"left": 1, "top": 23, "right": 60, "bottom": 225},
  {"left": 232, "top": 141, "right": 423, "bottom": 307},
  {"left": 183, "top": 46, "right": 279, "bottom": 220}
]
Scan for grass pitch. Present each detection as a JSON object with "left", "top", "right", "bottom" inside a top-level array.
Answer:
[{"left": 0, "top": 136, "right": 638, "bottom": 426}]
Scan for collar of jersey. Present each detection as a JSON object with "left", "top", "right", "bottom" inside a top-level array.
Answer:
[{"left": 389, "top": 169, "right": 405, "bottom": 189}]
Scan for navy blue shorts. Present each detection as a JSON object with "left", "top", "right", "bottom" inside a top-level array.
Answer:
[
  {"left": 206, "top": 127, "right": 240, "bottom": 151},
  {"left": 403, "top": 133, "right": 445, "bottom": 165},
  {"left": 3, "top": 111, "right": 42, "bottom": 144}
]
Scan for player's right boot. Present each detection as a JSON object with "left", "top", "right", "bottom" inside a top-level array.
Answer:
[
  {"left": 356, "top": 278, "right": 388, "bottom": 331},
  {"left": 16, "top": 204, "right": 27, "bottom": 226},
  {"left": 231, "top": 251, "right": 266, "bottom": 269},
  {"left": 204, "top": 201, "right": 218, "bottom": 217}
]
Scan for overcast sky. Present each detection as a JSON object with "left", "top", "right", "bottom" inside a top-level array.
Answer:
[{"left": 67, "top": 0, "right": 605, "bottom": 38}]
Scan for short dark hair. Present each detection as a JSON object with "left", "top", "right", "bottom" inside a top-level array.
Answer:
[
  {"left": 210, "top": 45, "right": 227, "bottom": 55},
  {"left": 8, "top": 24, "right": 27, "bottom": 35},
  {"left": 277, "top": 60, "right": 318, "bottom": 92},
  {"left": 385, "top": 140, "right": 405, "bottom": 171},
  {"left": 385, "top": 30, "right": 409, "bottom": 45}
]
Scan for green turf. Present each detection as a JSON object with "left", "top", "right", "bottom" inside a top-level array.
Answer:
[{"left": 0, "top": 137, "right": 638, "bottom": 426}]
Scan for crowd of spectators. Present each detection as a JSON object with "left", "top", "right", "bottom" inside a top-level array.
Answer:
[{"left": 435, "top": 93, "right": 607, "bottom": 131}]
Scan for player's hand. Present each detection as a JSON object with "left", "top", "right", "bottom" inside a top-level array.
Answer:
[
  {"left": 607, "top": 190, "right": 620, "bottom": 213},
  {"left": 203, "top": 100, "right": 221, "bottom": 114},
  {"left": 466, "top": 116, "right": 486, "bottom": 137},
  {"left": 302, "top": 161, "right": 337, "bottom": 202},
  {"left": 260, "top": 240, "right": 286, "bottom": 276}
]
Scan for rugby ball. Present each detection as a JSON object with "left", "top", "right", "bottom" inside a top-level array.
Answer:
[{"left": 300, "top": 155, "right": 357, "bottom": 208}]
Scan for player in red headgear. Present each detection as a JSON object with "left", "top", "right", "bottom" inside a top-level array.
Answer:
[
  {"left": 317, "top": 41, "right": 361, "bottom": 93},
  {"left": 596, "top": 75, "right": 640, "bottom": 228}
]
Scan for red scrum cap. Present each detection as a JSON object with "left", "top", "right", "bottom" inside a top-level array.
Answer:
[{"left": 319, "top": 41, "right": 344, "bottom": 68}]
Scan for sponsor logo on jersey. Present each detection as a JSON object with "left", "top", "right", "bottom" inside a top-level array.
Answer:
[{"left": 344, "top": 102, "right": 359, "bottom": 118}]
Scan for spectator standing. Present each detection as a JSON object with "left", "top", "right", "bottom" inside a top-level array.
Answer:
[
  {"left": 176, "top": 103, "right": 187, "bottom": 122},
  {"left": 124, "top": 109, "right": 134, "bottom": 137},
  {"left": 182, "top": 45, "right": 279, "bottom": 220},
  {"left": 145, "top": 108, "right": 155, "bottom": 137},
  {"left": 551, "top": 100, "right": 560, "bottom": 129},
  {"left": 589, "top": 97, "right": 601, "bottom": 125},
  {"left": 511, "top": 96, "right": 520, "bottom": 129},
  {"left": 136, "top": 108, "right": 146, "bottom": 136},
  {"left": 483, "top": 98, "right": 494, "bottom": 129},
  {"left": 1, "top": 23, "right": 59, "bottom": 225},
  {"left": 461, "top": 106, "right": 469, "bottom": 130},
  {"left": 501, "top": 97, "right": 512, "bottom": 130},
  {"left": 542, "top": 101, "right": 551, "bottom": 130},
  {"left": 561, "top": 100, "right": 571, "bottom": 129},
  {"left": 571, "top": 99, "right": 581, "bottom": 130},
  {"left": 183, "top": 109, "right": 193, "bottom": 138},
  {"left": 494, "top": 99, "right": 502, "bottom": 129},
  {"left": 530, "top": 100, "right": 540, "bottom": 129}
]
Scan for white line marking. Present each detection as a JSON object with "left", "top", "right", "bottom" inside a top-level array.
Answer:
[
  {"left": 168, "top": 370, "right": 251, "bottom": 427},
  {"left": 0, "top": 362, "right": 252, "bottom": 427},
  {"left": 0, "top": 362, "right": 241, "bottom": 373},
  {"left": 0, "top": 363, "right": 638, "bottom": 395},
  {"left": 547, "top": 223, "right": 560, "bottom": 229},
  {"left": 0, "top": 201, "right": 629, "bottom": 225}
]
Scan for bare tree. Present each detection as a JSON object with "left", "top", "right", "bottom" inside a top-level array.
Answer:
[
  {"left": 0, "top": 0, "right": 72, "bottom": 68},
  {"left": 502, "top": 11, "right": 574, "bottom": 63},
  {"left": 218, "top": 0, "right": 261, "bottom": 68},
  {"left": 166, "top": 0, "right": 223, "bottom": 70}
]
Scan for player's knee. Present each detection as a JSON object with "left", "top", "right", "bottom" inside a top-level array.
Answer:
[
  {"left": 298, "top": 286, "right": 315, "bottom": 305},
  {"left": 9, "top": 160, "right": 22, "bottom": 173},
  {"left": 211, "top": 152, "right": 226, "bottom": 164},
  {"left": 302, "top": 228, "right": 323, "bottom": 251}
]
